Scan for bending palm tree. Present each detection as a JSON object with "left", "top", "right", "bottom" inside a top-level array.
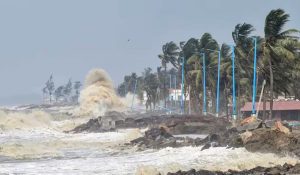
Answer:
[
  {"left": 186, "top": 33, "right": 219, "bottom": 113},
  {"left": 158, "top": 41, "right": 180, "bottom": 108},
  {"left": 263, "top": 9, "right": 299, "bottom": 119},
  {"left": 232, "top": 23, "right": 255, "bottom": 118}
]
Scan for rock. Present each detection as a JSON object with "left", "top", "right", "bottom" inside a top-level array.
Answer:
[
  {"left": 131, "top": 127, "right": 208, "bottom": 150},
  {"left": 265, "top": 120, "right": 276, "bottom": 128},
  {"left": 68, "top": 117, "right": 103, "bottom": 133},
  {"left": 167, "top": 163, "right": 300, "bottom": 175},
  {"left": 67, "top": 111, "right": 126, "bottom": 133},
  {"left": 199, "top": 127, "right": 243, "bottom": 150},
  {"left": 274, "top": 121, "right": 290, "bottom": 134},
  {"left": 237, "top": 120, "right": 263, "bottom": 132},
  {"left": 144, "top": 127, "right": 173, "bottom": 140},
  {"left": 243, "top": 128, "right": 300, "bottom": 156},
  {"left": 264, "top": 120, "right": 292, "bottom": 133},
  {"left": 199, "top": 123, "right": 300, "bottom": 157},
  {"left": 131, "top": 127, "right": 176, "bottom": 149},
  {"left": 68, "top": 113, "right": 231, "bottom": 135},
  {"left": 200, "top": 141, "right": 220, "bottom": 151},
  {"left": 239, "top": 131, "right": 252, "bottom": 143},
  {"left": 240, "top": 116, "right": 256, "bottom": 126},
  {"left": 200, "top": 143, "right": 211, "bottom": 151}
]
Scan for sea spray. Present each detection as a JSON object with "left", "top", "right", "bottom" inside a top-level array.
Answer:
[
  {"left": 0, "top": 110, "right": 53, "bottom": 131},
  {"left": 75, "top": 69, "right": 125, "bottom": 117}
]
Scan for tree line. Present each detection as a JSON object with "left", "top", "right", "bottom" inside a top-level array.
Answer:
[
  {"left": 118, "top": 9, "right": 300, "bottom": 119},
  {"left": 42, "top": 75, "right": 82, "bottom": 104},
  {"left": 117, "top": 67, "right": 180, "bottom": 110}
]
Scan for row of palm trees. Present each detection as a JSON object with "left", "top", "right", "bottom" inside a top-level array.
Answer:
[{"left": 158, "top": 9, "right": 300, "bottom": 118}]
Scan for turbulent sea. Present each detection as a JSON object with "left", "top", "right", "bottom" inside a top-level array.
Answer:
[{"left": 0, "top": 106, "right": 299, "bottom": 175}]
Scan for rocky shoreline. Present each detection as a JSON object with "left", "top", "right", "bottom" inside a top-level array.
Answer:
[
  {"left": 68, "top": 113, "right": 300, "bottom": 156},
  {"left": 68, "top": 112, "right": 230, "bottom": 135},
  {"left": 167, "top": 163, "right": 300, "bottom": 175},
  {"left": 68, "top": 112, "right": 300, "bottom": 174},
  {"left": 130, "top": 127, "right": 204, "bottom": 150}
]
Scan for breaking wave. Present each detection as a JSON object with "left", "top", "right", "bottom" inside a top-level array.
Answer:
[
  {"left": 74, "top": 69, "right": 126, "bottom": 117},
  {"left": 0, "top": 110, "right": 53, "bottom": 131}
]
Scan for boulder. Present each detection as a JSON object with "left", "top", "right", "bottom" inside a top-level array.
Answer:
[
  {"left": 264, "top": 120, "right": 276, "bottom": 128},
  {"left": 243, "top": 128, "right": 300, "bottom": 156},
  {"left": 237, "top": 120, "right": 263, "bottom": 132},
  {"left": 274, "top": 121, "right": 290, "bottom": 134},
  {"left": 167, "top": 163, "right": 300, "bottom": 175},
  {"left": 240, "top": 116, "right": 256, "bottom": 126},
  {"left": 144, "top": 127, "right": 173, "bottom": 140}
]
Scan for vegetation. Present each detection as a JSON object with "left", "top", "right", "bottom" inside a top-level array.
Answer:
[
  {"left": 158, "top": 41, "right": 180, "bottom": 107},
  {"left": 44, "top": 75, "right": 55, "bottom": 103},
  {"left": 119, "top": 8, "right": 299, "bottom": 118},
  {"left": 43, "top": 76, "right": 82, "bottom": 104}
]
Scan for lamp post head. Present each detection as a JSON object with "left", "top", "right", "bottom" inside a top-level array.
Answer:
[
  {"left": 205, "top": 48, "right": 220, "bottom": 53},
  {"left": 238, "top": 33, "right": 257, "bottom": 40}
]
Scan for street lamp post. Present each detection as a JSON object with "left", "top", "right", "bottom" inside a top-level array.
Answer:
[
  {"left": 169, "top": 74, "right": 172, "bottom": 109},
  {"left": 252, "top": 37, "right": 257, "bottom": 117},
  {"left": 216, "top": 51, "right": 221, "bottom": 117},
  {"left": 238, "top": 34, "right": 258, "bottom": 117},
  {"left": 201, "top": 53, "right": 207, "bottom": 116},
  {"left": 181, "top": 57, "right": 185, "bottom": 114}
]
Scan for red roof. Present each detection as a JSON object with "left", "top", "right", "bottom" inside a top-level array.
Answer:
[{"left": 241, "top": 101, "right": 300, "bottom": 112}]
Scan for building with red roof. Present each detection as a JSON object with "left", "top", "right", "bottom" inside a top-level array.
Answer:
[{"left": 241, "top": 100, "right": 300, "bottom": 120}]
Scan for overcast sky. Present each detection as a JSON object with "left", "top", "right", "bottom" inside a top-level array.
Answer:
[{"left": 0, "top": 0, "right": 299, "bottom": 105}]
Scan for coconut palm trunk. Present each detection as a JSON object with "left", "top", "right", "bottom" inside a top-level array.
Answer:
[
  {"left": 164, "top": 65, "right": 167, "bottom": 108},
  {"left": 263, "top": 8, "right": 299, "bottom": 119},
  {"left": 263, "top": 86, "right": 267, "bottom": 120},
  {"left": 268, "top": 57, "right": 274, "bottom": 119},
  {"left": 236, "top": 66, "right": 241, "bottom": 119}
]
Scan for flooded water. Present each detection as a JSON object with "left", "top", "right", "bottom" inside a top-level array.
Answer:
[{"left": 0, "top": 108, "right": 299, "bottom": 175}]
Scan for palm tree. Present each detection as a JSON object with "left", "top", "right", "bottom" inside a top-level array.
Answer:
[
  {"left": 185, "top": 33, "right": 219, "bottom": 113},
  {"left": 219, "top": 43, "right": 232, "bottom": 118},
  {"left": 232, "top": 23, "right": 255, "bottom": 117},
  {"left": 199, "top": 33, "right": 219, "bottom": 113},
  {"left": 158, "top": 41, "right": 180, "bottom": 108},
  {"left": 263, "top": 9, "right": 299, "bottom": 119},
  {"left": 182, "top": 38, "right": 199, "bottom": 112}
]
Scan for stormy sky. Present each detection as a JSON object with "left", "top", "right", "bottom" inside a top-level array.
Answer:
[{"left": 0, "top": 0, "right": 299, "bottom": 105}]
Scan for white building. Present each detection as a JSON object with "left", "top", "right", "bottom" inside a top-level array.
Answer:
[
  {"left": 168, "top": 88, "right": 189, "bottom": 101},
  {"left": 141, "top": 84, "right": 190, "bottom": 105}
]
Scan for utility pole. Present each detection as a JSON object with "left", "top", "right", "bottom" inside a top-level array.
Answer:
[
  {"left": 251, "top": 37, "right": 258, "bottom": 116},
  {"left": 169, "top": 74, "right": 172, "bottom": 109},
  {"left": 216, "top": 51, "right": 221, "bottom": 117},
  {"left": 201, "top": 53, "right": 207, "bottom": 116}
]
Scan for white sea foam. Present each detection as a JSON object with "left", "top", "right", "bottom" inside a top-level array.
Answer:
[
  {"left": 0, "top": 145, "right": 298, "bottom": 175},
  {"left": 0, "top": 105, "right": 298, "bottom": 175}
]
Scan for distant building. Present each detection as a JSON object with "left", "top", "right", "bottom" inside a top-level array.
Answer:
[
  {"left": 141, "top": 84, "right": 190, "bottom": 105},
  {"left": 241, "top": 100, "right": 300, "bottom": 121},
  {"left": 168, "top": 88, "right": 189, "bottom": 101}
]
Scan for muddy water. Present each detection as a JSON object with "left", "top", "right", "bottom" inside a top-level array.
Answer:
[{"left": 0, "top": 109, "right": 299, "bottom": 175}]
